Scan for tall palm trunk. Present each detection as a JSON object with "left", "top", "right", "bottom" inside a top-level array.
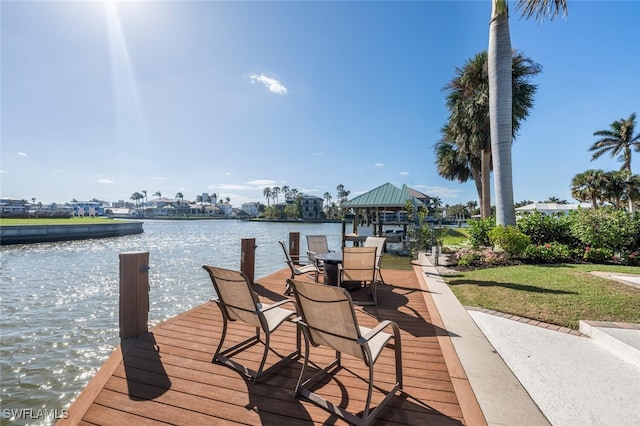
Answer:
[
  {"left": 481, "top": 147, "right": 492, "bottom": 219},
  {"left": 469, "top": 166, "right": 483, "bottom": 216},
  {"left": 488, "top": 0, "right": 516, "bottom": 225}
]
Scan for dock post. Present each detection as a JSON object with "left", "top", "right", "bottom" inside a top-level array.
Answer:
[
  {"left": 241, "top": 238, "right": 256, "bottom": 283},
  {"left": 289, "top": 232, "right": 300, "bottom": 264},
  {"left": 119, "top": 251, "right": 150, "bottom": 339}
]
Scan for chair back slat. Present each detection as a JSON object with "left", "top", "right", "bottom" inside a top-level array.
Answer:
[
  {"left": 342, "top": 246, "right": 376, "bottom": 283},
  {"left": 363, "top": 236, "right": 386, "bottom": 268},
  {"left": 306, "top": 235, "right": 330, "bottom": 255},
  {"left": 203, "top": 266, "right": 262, "bottom": 327},
  {"left": 289, "top": 280, "right": 365, "bottom": 360}
]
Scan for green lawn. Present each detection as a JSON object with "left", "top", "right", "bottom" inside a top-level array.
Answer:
[
  {"left": 441, "top": 228, "right": 470, "bottom": 247},
  {"left": 441, "top": 263, "right": 640, "bottom": 329},
  {"left": 0, "top": 217, "right": 117, "bottom": 226},
  {"left": 381, "top": 253, "right": 414, "bottom": 271}
]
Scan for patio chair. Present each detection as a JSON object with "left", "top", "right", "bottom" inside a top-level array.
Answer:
[
  {"left": 202, "top": 265, "right": 300, "bottom": 383},
  {"left": 306, "top": 235, "right": 333, "bottom": 277},
  {"left": 363, "top": 236, "right": 387, "bottom": 285},
  {"left": 338, "top": 246, "right": 378, "bottom": 306},
  {"left": 287, "top": 279, "right": 402, "bottom": 426},
  {"left": 279, "top": 240, "right": 319, "bottom": 291},
  {"left": 306, "top": 234, "right": 333, "bottom": 255}
]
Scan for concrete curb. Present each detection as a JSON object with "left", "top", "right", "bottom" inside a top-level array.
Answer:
[{"left": 579, "top": 321, "right": 640, "bottom": 368}]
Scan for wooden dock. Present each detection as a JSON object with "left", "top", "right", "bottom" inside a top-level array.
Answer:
[{"left": 59, "top": 266, "right": 486, "bottom": 425}]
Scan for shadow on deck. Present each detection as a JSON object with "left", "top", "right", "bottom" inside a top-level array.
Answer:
[{"left": 59, "top": 267, "right": 485, "bottom": 425}]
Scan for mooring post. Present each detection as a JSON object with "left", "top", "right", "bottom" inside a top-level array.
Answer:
[
  {"left": 241, "top": 238, "right": 256, "bottom": 283},
  {"left": 119, "top": 251, "right": 150, "bottom": 339},
  {"left": 289, "top": 232, "right": 300, "bottom": 264}
]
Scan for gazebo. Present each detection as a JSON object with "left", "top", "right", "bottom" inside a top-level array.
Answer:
[{"left": 340, "top": 182, "right": 428, "bottom": 246}]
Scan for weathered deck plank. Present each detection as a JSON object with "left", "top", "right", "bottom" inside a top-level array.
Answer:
[{"left": 60, "top": 267, "right": 484, "bottom": 425}]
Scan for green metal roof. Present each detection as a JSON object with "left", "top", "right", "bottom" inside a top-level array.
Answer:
[{"left": 342, "top": 183, "right": 426, "bottom": 209}]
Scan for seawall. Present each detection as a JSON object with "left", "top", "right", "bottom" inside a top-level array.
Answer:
[{"left": 0, "top": 222, "right": 144, "bottom": 245}]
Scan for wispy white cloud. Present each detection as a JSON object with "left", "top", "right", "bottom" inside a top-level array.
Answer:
[
  {"left": 248, "top": 73, "right": 288, "bottom": 95},
  {"left": 418, "top": 185, "right": 463, "bottom": 199},
  {"left": 212, "top": 183, "right": 253, "bottom": 191},
  {"left": 155, "top": 176, "right": 167, "bottom": 181},
  {"left": 399, "top": 171, "right": 409, "bottom": 176},
  {"left": 374, "top": 163, "right": 384, "bottom": 167},
  {"left": 246, "top": 179, "right": 277, "bottom": 187},
  {"left": 17, "top": 152, "right": 27, "bottom": 157},
  {"left": 98, "top": 178, "right": 114, "bottom": 184}
]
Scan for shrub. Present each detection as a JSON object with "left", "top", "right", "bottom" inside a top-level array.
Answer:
[
  {"left": 621, "top": 250, "right": 640, "bottom": 266},
  {"left": 456, "top": 248, "right": 483, "bottom": 266},
  {"left": 523, "top": 242, "right": 572, "bottom": 263},
  {"left": 517, "top": 211, "right": 574, "bottom": 246},
  {"left": 455, "top": 247, "right": 505, "bottom": 267},
  {"left": 488, "top": 226, "right": 531, "bottom": 256},
  {"left": 569, "top": 207, "right": 640, "bottom": 252},
  {"left": 582, "top": 246, "right": 614, "bottom": 263},
  {"left": 468, "top": 217, "right": 495, "bottom": 248}
]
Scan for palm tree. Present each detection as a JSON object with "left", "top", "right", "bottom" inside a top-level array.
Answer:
[
  {"left": 281, "top": 185, "right": 291, "bottom": 201},
  {"left": 429, "top": 197, "right": 443, "bottom": 218},
  {"left": 272, "top": 187, "right": 281, "bottom": 205},
  {"left": 589, "top": 113, "right": 640, "bottom": 211},
  {"left": 542, "top": 196, "right": 567, "bottom": 204},
  {"left": 441, "top": 50, "right": 540, "bottom": 218},
  {"left": 130, "top": 192, "right": 143, "bottom": 207},
  {"left": 263, "top": 187, "right": 272, "bottom": 207},
  {"left": 336, "top": 184, "right": 350, "bottom": 206},
  {"left": 571, "top": 169, "right": 607, "bottom": 209},
  {"left": 153, "top": 191, "right": 161, "bottom": 199},
  {"left": 435, "top": 132, "right": 482, "bottom": 211},
  {"left": 141, "top": 190, "right": 147, "bottom": 206},
  {"left": 488, "top": 0, "right": 567, "bottom": 226},
  {"left": 466, "top": 200, "right": 479, "bottom": 216},
  {"left": 175, "top": 192, "right": 184, "bottom": 205},
  {"left": 323, "top": 192, "right": 332, "bottom": 214}
]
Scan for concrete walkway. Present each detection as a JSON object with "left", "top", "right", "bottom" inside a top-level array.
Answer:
[{"left": 418, "top": 255, "right": 640, "bottom": 426}]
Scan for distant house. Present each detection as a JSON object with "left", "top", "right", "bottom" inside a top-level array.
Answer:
[
  {"left": 300, "top": 195, "right": 324, "bottom": 220},
  {"left": 515, "top": 202, "right": 592, "bottom": 216},
  {"left": 71, "top": 201, "right": 105, "bottom": 217},
  {"left": 241, "top": 202, "right": 260, "bottom": 218},
  {"left": 0, "top": 197, "right": 28, "bottom": 214}
]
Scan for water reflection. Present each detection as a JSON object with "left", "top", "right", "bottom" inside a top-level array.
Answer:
[{"left": 0, "top": 220, "right": 341, "bottom": 425}]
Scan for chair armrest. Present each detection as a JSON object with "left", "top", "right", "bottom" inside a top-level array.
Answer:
[
  {"left": 260, "top": 299, "right": 296, "bottom": 312},
  {"left": 291, "top": 316, "right": 306, "bottom": 326},
  {"left": 360, "top": 320, "right": 401, "bottom": 342}
]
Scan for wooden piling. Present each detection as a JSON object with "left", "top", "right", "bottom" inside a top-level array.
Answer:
[
  {"left": 119, "top": 251, "right": 149, "bottom": 339},
  {"left": 240, "top": 238, "right": 256, "bottom": 283},
  {"left": 289, "top": 232, "right": 300, "bottom": 264}
]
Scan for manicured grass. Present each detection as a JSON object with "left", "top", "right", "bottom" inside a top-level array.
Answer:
[
  {"left": 441, "top": 264, "right": 640, "bottom": 329},
  {"left": 0, "top": 217, "right": 117, "bottom": 226},
  {"left": 381, "top": 253, "right": 414, "bottom": 270},
  {"left": 441, "top": 228, "right": 470, "bottom": 247}
]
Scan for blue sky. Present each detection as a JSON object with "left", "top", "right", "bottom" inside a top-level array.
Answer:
[{"left": 2, "top": 1, "right": 639, "bottom": 207}]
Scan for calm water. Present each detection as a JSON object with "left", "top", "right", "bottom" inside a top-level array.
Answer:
[{"left": 0, "top": 220, "right": 343, "bottom": 425}]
